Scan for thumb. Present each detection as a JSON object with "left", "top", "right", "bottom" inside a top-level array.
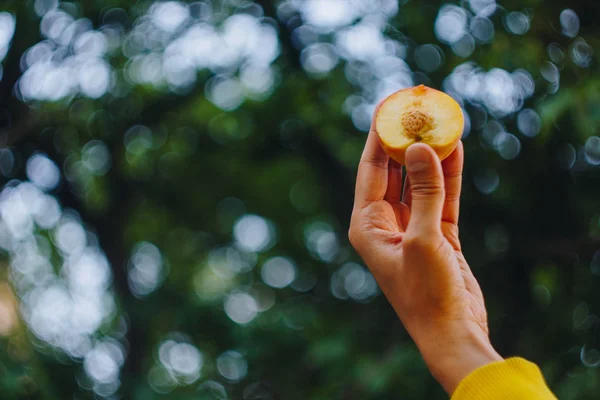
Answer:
[{"left": 405, "top": 144, "right": 445, "bottom": 235}]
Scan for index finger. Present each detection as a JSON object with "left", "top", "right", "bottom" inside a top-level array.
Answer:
[
  {"left": 441, "top": 141, "right": 464, "bottom": 225},
  {"left": 353, "top": 127, "right": 389, "bottom": 209}
]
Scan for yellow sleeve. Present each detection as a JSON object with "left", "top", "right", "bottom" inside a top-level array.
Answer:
[{"left": 451, "top": 357, "right": 557, "bottom": 400}]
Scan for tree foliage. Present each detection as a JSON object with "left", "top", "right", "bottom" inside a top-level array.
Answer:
[{"left": 0, "top": 0, "right": 599, "bottom": 399}]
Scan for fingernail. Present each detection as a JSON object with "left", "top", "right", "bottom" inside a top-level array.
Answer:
[{"left": 405, "top": 145, "right": 430, "bottom": 172}]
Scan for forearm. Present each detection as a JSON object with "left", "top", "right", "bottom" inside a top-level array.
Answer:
[
  {"left": 410, "top": 321, "right": 502, "bottom": 395},
  {"left": 410, "top": 321, "right": 557, "bottom": 399}
]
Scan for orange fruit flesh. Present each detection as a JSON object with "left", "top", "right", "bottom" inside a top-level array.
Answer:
[{"left": 374, "top": 85, "right": 464, "bottom": 165}]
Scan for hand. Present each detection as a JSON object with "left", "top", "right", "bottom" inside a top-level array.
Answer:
[{"left": 348, "top": 125, "right": 502, "bottom": 394}]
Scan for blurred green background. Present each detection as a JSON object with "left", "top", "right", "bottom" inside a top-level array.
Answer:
[{"left": 0, "top": 0, "right": 599, "bottom": 399}]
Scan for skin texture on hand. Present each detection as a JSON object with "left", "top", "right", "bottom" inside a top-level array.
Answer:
[{"left": 349, "top": 117, "right": 502, "bottom": 394}]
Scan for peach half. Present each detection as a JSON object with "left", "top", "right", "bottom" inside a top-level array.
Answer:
[{"left": 374, "top": 85, "right": 464, "bottom": 165}]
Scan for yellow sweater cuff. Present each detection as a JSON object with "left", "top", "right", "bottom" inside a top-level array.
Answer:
[{"left": 451, "top": 357, "right": 557, "bottom": 400}]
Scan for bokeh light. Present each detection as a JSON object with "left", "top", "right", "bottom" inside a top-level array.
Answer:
[
  {"left": 224, "top": 291, "right": 258, "bottom": 325},
  {"left": 504, "top": 12, "right": 530, "bottom": 35},
  {"left": 560, "top": 9, "right": 580, "bottom": 38},
  {"left": 570, "top": 38, "right": 593, "bottom": 68},
  {"left": 330, "top": 262, "right": 378, "bottom": 302},
  {"left": 580, "top": 345, "right": 600, "bottom": 368},
  {"left": 2, "top": 1, "right": 600, "bottom": 397},
  {"left": 517, "top": 109, "right": 541, "bottom": 138},
  {"left": 474, "top": 168, "right": 500, "bottom": 195},
  {"left": 444, "top": 64, "right": 534, "bottom": 117},
  {"left": 435, "top": 5, "right": 468, "bottom": 45},
  {"left": 197, "top": 380, "right": 228, "bottom": 399},
  {"left": 216, "top": 350, "right": 248, "bottom": 382},
  {"left": 261, "top": 256, "right": 297, "bottom": 289},
  {"left": 0, "top": 175, "right": 118, "bottom": 397},
  {"left": 0, "top": 12, "right": 16, "bottom": 63},
  {"left": 127, "top": 242, "right": 167, "bottom": 297},
  {"left": 158, "top": 339, "right": 203, "bottom": 384},
  {"left": 584, "top": 137, "right": 600, "bottom": 166},
  {"left": 26, "top": 154, "right": 60, "bottom": 191},
  {"left": 304, "top": 221, "right": 340, "bottom": 263},
  {"left": 233, "top": 214, "right": 275, "bottom": 253}
]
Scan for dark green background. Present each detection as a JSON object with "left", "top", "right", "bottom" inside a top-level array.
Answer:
[{"left": 1, "top": 0, "right": 599, "bottom": 399}]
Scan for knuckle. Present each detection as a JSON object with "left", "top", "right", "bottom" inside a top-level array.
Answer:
[
  {"left": 448, "top": 233, "right": 461, "bottom": 251},
  {"left": 359, "top": 158, "right": 387, "bottom": 170},
  {"left": 402, "top": 235, "right": 429, "bottom": 251},
  {"left": 348, "top": 224, "right": 361, "bottom": 249},
  {"left": 403, "top": 233, "right": 443, "bottom": 253},
  {"left": 444, "top": 191, "right": 461, "bottom": 203},
  {"left": 348, "top": 227, "right": 356, "bottom": 246},
  {"left": 410, "top": 180, "right": 444, "bottom": 197},
  {"left": 449, "top": 223, "right": 459, "bottom": 237},
  {"left": 444, "top": 170, "right": 463, "bottom": 180}
]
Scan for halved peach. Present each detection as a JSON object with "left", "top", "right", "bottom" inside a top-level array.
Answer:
[{"left": 374, "top": 85, "right": 464, "bottom": 165}]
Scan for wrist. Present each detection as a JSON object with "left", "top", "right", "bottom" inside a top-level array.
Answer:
[{"left": 413, "top": 322, "right": 503, "bottom": 395}]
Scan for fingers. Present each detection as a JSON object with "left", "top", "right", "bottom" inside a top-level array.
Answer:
[
  {"left": 402, "top": 176, "right": 411, "bottom": 208},
  {"left": 384, "top": 159, "right": 403, "bottom": 204},
  {"left": 404, "top": 143, "right": 445, "bottom": 236},
  {"left": 353, "top": 129, "right": 389, "bottom": 209},
  {"left": 441, "top": 141, "right": 464, "bottom": 225},
  {"left": 395, "top": 202, "right": 411, "bottom": 231}
]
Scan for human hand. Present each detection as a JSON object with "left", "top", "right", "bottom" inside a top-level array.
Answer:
[{"left": 348, "top": 121, "right": 502, "bottom": 394}]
